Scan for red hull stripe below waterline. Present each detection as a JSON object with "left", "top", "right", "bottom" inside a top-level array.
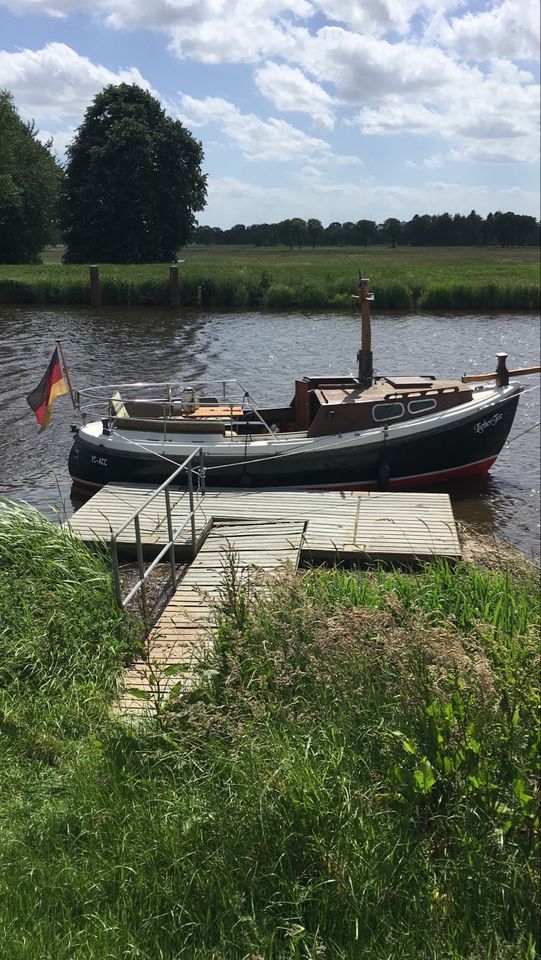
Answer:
[
  {"left": 308, "top": 455, "right": 498, "bottom": 491},
  {"left": 387, "top": 456, "right": 498, "bottom": 490}
]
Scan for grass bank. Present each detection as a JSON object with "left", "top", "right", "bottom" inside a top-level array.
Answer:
[
  {"left": 0, "top": 502, "right": 539, "bottom": 958},
  {"left": 0, "top": 245, "right": 539, "bottom": 311}
]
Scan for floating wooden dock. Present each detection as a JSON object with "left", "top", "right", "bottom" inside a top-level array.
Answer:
[
  {"left": 67, "top": 485, "right": 461, "bottom": 562},
  {"left": 119, "top": 517, "right": 306, "bottom": 713},
  {"left": 65, "top": 484, "right": 461, "bottom": 714}
]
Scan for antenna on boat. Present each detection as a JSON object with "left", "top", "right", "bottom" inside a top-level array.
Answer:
[{"left": 353, "top": 275, "right": 374, "bottom": 389}]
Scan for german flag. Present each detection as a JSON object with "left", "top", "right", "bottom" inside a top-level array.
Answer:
[{"left": 26, "top": 348, "right": 69, "bottom": 431}]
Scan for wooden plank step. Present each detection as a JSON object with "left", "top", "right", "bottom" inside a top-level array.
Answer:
[{"left": 117, "top": 517, "right": 306, "bottom": 713}]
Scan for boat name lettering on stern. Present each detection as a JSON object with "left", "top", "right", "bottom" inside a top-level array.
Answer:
[
  {"left": 473, "top": 413, "right": 503, "bottom": 434},
  {"left": 91, "top": 455, "right": 108, "bottom": 467}
]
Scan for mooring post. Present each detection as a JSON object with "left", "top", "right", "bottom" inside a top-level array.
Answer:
[
  {"left": 197, "top": 284, "right": 202, "bottom": 308},
  {"left": 89, "top": 265, "right": 101, "bottom": 307},
  {"left": 496, "top": 352, "right": 510, "bottom": 387},
  {"left": 357, "top": 277, "right": 373, "bottom": 389},
  {"left": 169, "top": 265, "right": 181, "bottom": 309}
]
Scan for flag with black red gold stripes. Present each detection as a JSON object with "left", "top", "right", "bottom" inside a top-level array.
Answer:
[{"left": 26, "top": 348, "right": 69, "bottom": 431}]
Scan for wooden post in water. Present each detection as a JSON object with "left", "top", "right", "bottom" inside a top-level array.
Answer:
[
  {"left": 89, "top": 265, "right": 101, "bottom": 307},
  {"left": 170, "top": 265, "right": 181, "bottom": 309},
  {"left": 197, "top": 285, "right": 202, "bottom": 308},
  {"left": 357, "top": 277, "right": 373, "bottom": 389}
]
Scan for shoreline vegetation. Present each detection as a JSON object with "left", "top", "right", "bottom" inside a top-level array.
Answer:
[
  {"left": 0, "top": 244, "right": 539, "bottom": 312},
  {"left": 0, "top": 501, "right": 539, "bottom": 959}
]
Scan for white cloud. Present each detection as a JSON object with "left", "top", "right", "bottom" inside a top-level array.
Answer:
[
  {"left": 0, "top": 0, "right": 538, "bottom": 222},
  {"left": 351, "top": 56, "right": 539, "bottom": 164},
  {"left": 177, "top": 93, "right": 358, "bottom": 164},
  {"left": 254, "top": 61, "right": 335, "bottom": 129},
  {"left": 0, "top": 42, "right": 151, "bottom": 125},
  {"left": 432, "top": 0, "right": 540, "bottom": 61},
  {"left": 1, "top": 0, "right": 85, "bottom": 15},
  {"left": 1, "top": 0, "right": 313, "bottom": 63},
  {"left": 290, "top": 27, "right": 465, "bottom": 102},
  {"left": 310, "top": 0, "right": 420, "bottom": 36}
]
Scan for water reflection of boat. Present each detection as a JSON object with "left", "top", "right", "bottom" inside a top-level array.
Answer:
[{"left": 67, "top": 279, "right": 532, "bottom": 494}]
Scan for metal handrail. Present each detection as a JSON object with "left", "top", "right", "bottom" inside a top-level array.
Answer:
[
  {"left": 110, "top": 446, "right": 206, "bottom": 614},
  {"left": 77, "top": 377, "right": 247, "bottom": 401}
]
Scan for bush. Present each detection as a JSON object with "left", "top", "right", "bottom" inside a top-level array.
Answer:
[
  {"left": 262, "top": 282, "right": 296, "bottom": 308},
  {"left": 297, "top": 283, "right": 329, "bottom": 308}
]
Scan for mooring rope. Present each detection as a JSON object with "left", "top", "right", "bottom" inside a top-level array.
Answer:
[{"left": 506, "top": 421, "right": 541, "bottom": 444}]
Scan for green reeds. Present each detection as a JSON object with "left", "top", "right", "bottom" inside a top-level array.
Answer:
[
  {"left": 0, "top": 511, "right": 538, "bottom": 959},
  {"left": 0, "top": 246, "right": 538, "bottom": 311},
  {"left": 419, "top": 281, "right": 540, "bottom": 311},
  {"left": 0, "top": 500, "right": 137, "bottom": 693}
]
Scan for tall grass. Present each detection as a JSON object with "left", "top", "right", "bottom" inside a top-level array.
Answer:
[
  {"left": 418, "top": 282, "right": 540, "bottom": 311},
  {"left": 0, "top": 245, "right": 538, "bottom": 310},
  {"left": 0, "top": 507, "right": 539, "bottom": 959}
]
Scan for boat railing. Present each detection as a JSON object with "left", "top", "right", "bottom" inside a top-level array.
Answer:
[
  {"left": 110, "top": 446, "right": 206, "bottom": 617},
  {"left": 76, "top": 377, "right": 250, "bottom": 410}
]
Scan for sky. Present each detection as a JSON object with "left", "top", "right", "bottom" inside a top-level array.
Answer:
[{"left": 0, "top": 0, "right": 539, "bottom": 228}]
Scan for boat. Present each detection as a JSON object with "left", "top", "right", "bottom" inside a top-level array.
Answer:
[{"left": 67, "top": 278, "right": 534, "bottom": 494}]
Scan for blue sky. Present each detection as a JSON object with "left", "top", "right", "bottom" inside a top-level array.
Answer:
[{"left": 0, "top": 0, "right": 539, "bottom": 227}]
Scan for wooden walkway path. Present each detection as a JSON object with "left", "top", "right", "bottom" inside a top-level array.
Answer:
[
  {"left": 67, "top": 485, "right": 461, "bottom": 562},
  {"left": 119, "top": 518, "right": 306, "bottom": 714},
  {"left": 66, "top": 484, "right": 461, "bottom": 714}
]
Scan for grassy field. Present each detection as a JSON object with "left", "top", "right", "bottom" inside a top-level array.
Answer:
[
  {"left": 0, "top": 244, "right": 539, "bottom": 311},
  {"left": 0, "top": 502, "right": 539, "bottom": 959}
]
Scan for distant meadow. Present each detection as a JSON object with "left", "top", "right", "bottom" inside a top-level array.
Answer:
[{"left": 0, "top": 244, "right": 539, "bottom": 312}]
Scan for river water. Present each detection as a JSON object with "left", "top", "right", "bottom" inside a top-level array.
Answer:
[{"left": 0, "top": 306, "right": 539, "bottom": 557}]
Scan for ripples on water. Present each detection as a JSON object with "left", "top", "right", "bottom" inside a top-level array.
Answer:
[{"left": 0, "top": 306, "right": 539, "bottom": 557}]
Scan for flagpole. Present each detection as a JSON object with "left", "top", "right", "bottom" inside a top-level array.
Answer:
[{"left": 56, "top": 340, "right": 77, "bottom": 410}]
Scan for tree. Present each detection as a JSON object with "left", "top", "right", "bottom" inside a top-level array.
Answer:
[
  {"left": 278, "top": 219, "right": 294, "bottom": 247},
  {"left": 382, "top": 217, "right": 402, "bottom": 248},
  {"left": 356, "top": 219, "right": 377, "bottom": 248},
  {"left": 325, "top": 221, "right": 344, "bottom": 245},
  {"left": 60, "top": 84, "right": 207, "bottom": 263},
  {"left": 307, "top": 218, "right": 323, "bottom": 248},
  {"left": 0, "top": 91, "right": 62, "bottom": 263},
  {"left": 289, "top": 217, "right": 307, "bottom": 248}
]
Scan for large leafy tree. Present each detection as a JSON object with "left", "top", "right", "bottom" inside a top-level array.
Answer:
[
  {"left": 0, "top": 91, "right": 62, "bottom": 264},
  {"left": 60, "top": 84, "right": 207, "bottom": 263}
]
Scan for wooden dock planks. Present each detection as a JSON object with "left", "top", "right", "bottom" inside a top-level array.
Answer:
[
  {"left": 67, "top": 486, "right": 461, "bottom": 561},
  {"left": 68, "top": 484, "right": 460, "bottom": 714},
  {"left": 118, "top": 518, "right": 306, "bottom": 714}
]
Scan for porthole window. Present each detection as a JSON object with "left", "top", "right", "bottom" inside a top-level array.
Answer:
[
  {"left": 408, "top": 398, "right": 437, "bottom": 415},
  {"left": 372, "top": 402, "right": 404, "bottom": 423}
]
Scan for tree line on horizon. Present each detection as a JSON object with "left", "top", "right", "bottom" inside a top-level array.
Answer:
[
  {"left": 194, "top": 210, "right": 540, "bottom": 250},
  {"left": 1, "top": 83, "right": 539, "bottom": 265}
]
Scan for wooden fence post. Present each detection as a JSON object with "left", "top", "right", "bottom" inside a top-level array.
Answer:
[
  {"left": 169, "top": 265, "right": 181, "bottom": 308},
  {"left": 89, "top": 265, "right": 101, "bottom": 307}
]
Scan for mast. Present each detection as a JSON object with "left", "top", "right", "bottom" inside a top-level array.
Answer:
[{"left": 356, "top": 277, "right": 374, "bottom": 389}]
